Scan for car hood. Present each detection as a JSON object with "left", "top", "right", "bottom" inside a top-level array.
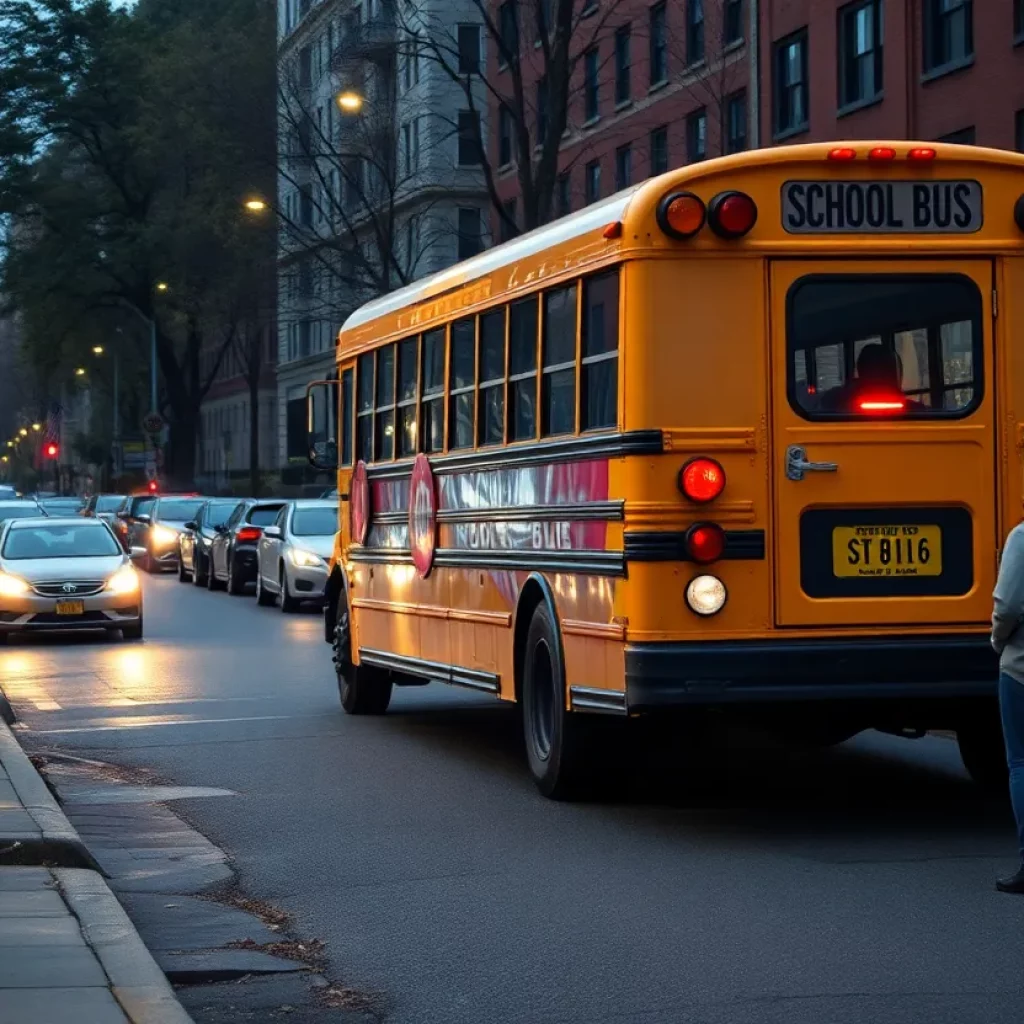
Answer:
[
  {"left": 0, "top": 554, "right": 127, "bottom": 583},
  {"left": 289, "top": 535, "right": 334, "bottom": 559}
]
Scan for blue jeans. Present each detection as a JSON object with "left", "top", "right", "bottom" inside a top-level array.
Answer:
[{"left": 999, "top": 673, "right": 1024, "bottom": 863}]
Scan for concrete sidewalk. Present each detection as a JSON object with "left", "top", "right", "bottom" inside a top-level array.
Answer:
[{"left": 1, "top": 719, "right": 194, "bottom": 1024}]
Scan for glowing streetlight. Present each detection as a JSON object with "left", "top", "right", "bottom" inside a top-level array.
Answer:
[
  {"left": 18, "top": 428, "right": 27, "bottom": 437},
  {"left": 336, "top": 90, "right": 364, "bottom": 114},
  {"left": 75, "top": 367, "right": 86, "bottom": 377},
  {"left": 244, "top": 198, "right": 268, "bottom": 213},
  {"left": 5, "top": 441, "right": 13, "bottom": 448},
  {"left": 92, "top": 345, "right": 104, "bottom": 355},
  {"left": 156, "top": 282, "right": 169, "bottom": 293},
  {"left": 1, "top": 455, "right": 7, "bottom": 464},
  {"left": 31, "top": 423, "right": 41, "bottom": 431}
]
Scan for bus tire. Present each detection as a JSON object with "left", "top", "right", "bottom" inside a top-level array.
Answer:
[
  {"left": 522, "top": 602, "right": 592, "bottom": 800},
  {"left": 333, "top": 594, "right": 391, "bottom": 715},
  {"left": 956, "top": 711, "right": 1007, "bottom": 793}
]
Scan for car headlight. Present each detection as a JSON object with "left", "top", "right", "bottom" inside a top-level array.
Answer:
[
  {"left": 289, "top": 548, "right": 324, "bottom": 568},
  {"left": 151, "top": 524, "right": 178, "bottom": 546},
  {"left": 0, "top": 572, "right": 29, "bottom": 597},
  {"left": 106, "top": 566, "right": 140, "bottom": 595}
]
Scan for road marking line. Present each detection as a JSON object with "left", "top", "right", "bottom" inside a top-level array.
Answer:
[
  {"left": 31, "top": 714, "right": 304, "bottom": 735},
  {"left": 33, "top": 699, "right": 62, "bottom": 711}
]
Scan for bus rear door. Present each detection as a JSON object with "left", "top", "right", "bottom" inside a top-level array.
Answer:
[{"left": 769, "top": 259, "right": 996, "bottom": 628}]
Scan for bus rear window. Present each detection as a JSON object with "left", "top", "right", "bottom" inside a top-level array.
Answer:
[{"left": 788, "top": 275, "right": 982, "bottom": 419}]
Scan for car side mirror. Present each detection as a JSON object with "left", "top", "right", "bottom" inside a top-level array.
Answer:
[
  {"left": 184, "top": 521, "right": 197, "bottom": 531},
  {"left": 263, "top": 525, "right": 282, "bottom": 539},
  {"left": 213, "top": 524, "right": 226, "bottom": 534},
  {"left": 136, "top": 514, "right": 151, "bottom": 525}
]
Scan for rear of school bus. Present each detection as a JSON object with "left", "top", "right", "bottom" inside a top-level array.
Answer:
[{"left": 617, "top": 142, "right": 1024, "bottom": 775}]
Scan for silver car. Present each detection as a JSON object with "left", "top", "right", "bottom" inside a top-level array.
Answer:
[
  {"left": 255, "top": 500, "right": 337, "bottom": 612},
  {"left": 0, "top": 517, "right": 143, "bottom": 641}
]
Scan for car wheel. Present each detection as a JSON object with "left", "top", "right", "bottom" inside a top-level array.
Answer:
[
  {"left": 122, "top": 615, "right": 143, "bottom": 641},
  {"left": 207, "top": 557, "right": 225, "bottom": 591},
  {"left": 256, "top": 567, "right": 275, "bottom": 606},
  {"left": 192, "top": 552, "right": 206, "bottom": 587},
  {"left": 334, "top": 593, "right": 391, "bottom": 714},
  {"left": 522, "top": 602, "right": 598, "bottom": 800},
  {"left": 141, "top": 549, "right": 155, "bottom": 574},
  {"left": 178, "top": 557, "right": 189, "bottom": 583},
  {"left": 279, "top": 567, "right": 299, "bottom": 613},
  {"left": 226, "top": 557, "right": 245, "bottom": 596}
]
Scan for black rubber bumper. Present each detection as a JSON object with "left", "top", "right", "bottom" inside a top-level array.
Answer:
[{"left": 625, "top": 634, "right": 997, "bottom": 709}]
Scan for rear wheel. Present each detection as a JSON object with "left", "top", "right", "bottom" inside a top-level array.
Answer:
[
  {"left": 279, "top": 567, "right": 299, "bottom": 613},
  {"left": 957, "top": 708, "right": 1007, "bottom": 792},
  {"left": 207, "top": 558, "right": 225, "bottom": 591},
  {"left": 192, "top": 552, "right": 207, "bottom": 587},
  {"left": 177, "top": 557, "right": 189, "bottom": 582},
  {"left": 226, "top": 557, "right": 245, "bottom": 595},
  {"left": 255, "top": 567, "right": 275, "bottom": 606},
  {"left": 522, "top": 602, "right": 596, "bottom": 800},
  {"left": 334, "top": 594, "right": 391, "bottom": 714}
]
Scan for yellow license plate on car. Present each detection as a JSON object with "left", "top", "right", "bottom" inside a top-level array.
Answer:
[
  {"left": 832, "top": 525, "right": 942, "bottom": 578},
  {"left": 55, "top": 600, "right": 85, "bottom": 615}
]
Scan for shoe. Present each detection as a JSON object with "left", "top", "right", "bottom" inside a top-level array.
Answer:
[{"left": 995, "top": 867, "right": 1024, "bottom": 894}]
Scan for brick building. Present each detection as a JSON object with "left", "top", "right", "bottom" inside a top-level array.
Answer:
[{"left": 489, "top": 0, "right": 1024, "bottom": 230}]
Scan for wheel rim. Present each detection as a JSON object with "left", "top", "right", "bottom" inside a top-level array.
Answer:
[{"left": 529, "top": 639, "right": 556, "bottom": 762}]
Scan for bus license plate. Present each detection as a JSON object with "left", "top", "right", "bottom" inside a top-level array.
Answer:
[
  {"left": 55, "top": 600, "right": 85, "bottom": 616},
  {"left": 831, "top": 525, "right": 942, "bottom": 579}
]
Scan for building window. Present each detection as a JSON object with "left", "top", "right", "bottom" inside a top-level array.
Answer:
[
  {"left": 687, "top": 108, "right": 707, "bottom": 161},
  {"left": 556, "top": 172, "right": 571, "bottom": 217},
  {"left": 499, "top": 106, "right": 513, "bottom": 166},
  {"left": 615, "top": 25, "right": 631, "bottom": 104},
  {"left": 582, "top": 271, "right": 620, "bottom": 430},
  {"left": 449, "top": 318, "right": 476, "bottom": 450},
  {"left": 923, "top": 0, "right": 972, "bottom": 74},
  {"left": 478, "top": 310, "right": 505, "bottom": 446},
  {"left": 542, "top": 286, "right": 578, "bottom": 437},
  {"left": 726, "top": 91, "right": 747, "bottom": 153},
  {"left": 649, "top": 3, "right": 667, "bottom": 85},
  {"left": 687, "top": 0, "right": 705, "bottom": 64},
  {"left": 1016, "top": 110, "right": 1024, "bottom": 153},
  {"left": 938, "top": 126, "right": 975, "bottom": 144},
  {"left": 402, "top": 34, "right": 420, "bottom": 91},
  {"left": 500, "top": 198, "right": 517, "bottom": 242},
  {"left": 457, "top": 110, "right": 482, "bottom": 165},
  {"left": 615, "top": 144, "right": 632, "bottom": 190},
  {"left": 724, "top": 0, "right": 743, "bottom": 45},
  {"left": 585, "top": 160, "right": 601, "bottom": 204},
  {"left": 420, "top": 329, "right": 445, "bottom": 453},
  {"left": 839, "top": 0, "right": 883, "bottom": 109},
  {"left": 457, "top": 208, "right": 483, "bottom": 260},
  {"left": 402, "top": 118, "right": 419, "bottom": 175},
  {"left": 458, "top": 24, "right": 480, "bottom": 74},
  {"left": 509, "top": 298, "right": 538, "bottom": 441},
  {"left": 774, "top": 30, "right": 809, "bottom": 137},
  {"left": 537, "top": 76, "right": 549, "bottom": 145},
  {"left": 650, "top": 125, "right": 669, "bottom": 175},
  {"left": 396, "top": 339, "right": 418, "bottom": 458},
  {"left": 498, "top": 1, "right": 519, "bottom": 65},
  {"left": 584, "top": 47, "right": 600, "bottom": 121}
]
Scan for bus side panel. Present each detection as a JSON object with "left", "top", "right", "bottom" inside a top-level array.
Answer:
[
  {"left": 998, "top": 257, "right": 1024, "bottom": 549},
  {"left": 618, "top": 257, "right": 774, "bottom": 641}
]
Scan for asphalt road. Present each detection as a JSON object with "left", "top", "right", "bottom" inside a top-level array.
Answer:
[{"left": 3, "top": 575, "right": 1024, "bottom": 1024}]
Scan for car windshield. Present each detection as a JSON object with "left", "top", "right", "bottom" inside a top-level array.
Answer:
[
  {"left": 40, "top": 498, "right": 83, "bottom": 512},
  {"left": 249, "top": 506, "right": 284, "bottom": 526},
  {"left": 2, "top": 524, "right": 121, "bottom": 560},
  {"left": 158, "top": 499, "right": 204, "bottom": 521},
  {"left": 292, "top": 507, "right": 338, "bottom": 537},
  {"left": 0, "top": 504, "right": 47, "bottom": 523},
  {"left": 205, "top": 503, "right": 239, "bottom": 528},
  {"left": 131, "top": 497, "right": 156, "bottom": 516},
  {"left": 96, "top": 495, "right": 123, "bottom": 512}
]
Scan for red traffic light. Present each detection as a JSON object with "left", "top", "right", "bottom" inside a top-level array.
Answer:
[
  {"left": 44, "top": 443, "right": 59, "bottom": 459},
  {"left": 147, "top": 480, "right": 158, "bottom": 493}
]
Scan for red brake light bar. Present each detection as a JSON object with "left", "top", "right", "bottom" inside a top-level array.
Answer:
[
  {"left": 857, "top": 398, "right": 906, "bottom": 413},
  {"left": 237, "top": 526, "right": 262, "bottom": 542}
]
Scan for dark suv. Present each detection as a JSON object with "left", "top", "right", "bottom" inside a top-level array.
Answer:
[{"left": 208, "top": 499, "right": 286, "bottom": 595}]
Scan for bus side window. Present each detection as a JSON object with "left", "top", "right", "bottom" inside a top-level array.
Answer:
[
  {"left": 397, "top": 338, "right": 418, "bottom": 457},
  {"left": 509, "top": 297, "right": 538, "bottom": 441},
  {"left": 375, "top": 343, "right": 396, "bottom": 461},
  {"left": 478, "top": 309, "right": 506, "bottom": 446},
  {"left": 449, "top": 318, "right": 476, "bottom": 450},
  {"left": 581, "top": 270, "right": 619, "bottom": 430},
  {"left": 340, "top": 368, "right": 354, "bottom": 467},
  {"left": 356, "top": 353, "right": 374, "bottom": 463},
  {"left": 421, "top": 328, "right": 445, "bottom": 452},
  {"left": 541, "top": 285, "right": 577, "bottom": 437}
]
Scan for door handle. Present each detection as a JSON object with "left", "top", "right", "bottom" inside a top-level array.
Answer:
[{"left": 786, "top": 445, "right": 838, "bottom": 482}]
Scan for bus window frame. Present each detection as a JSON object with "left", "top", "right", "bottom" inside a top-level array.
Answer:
[
  {"left": 449, "top": 316, "right": 478, "bottom": 451},
  {"left": 784, "top": 272, "right": 984, "bottom": 423},
  {"left": 477, "top": 308, "right": 508, "bottom": 448}
]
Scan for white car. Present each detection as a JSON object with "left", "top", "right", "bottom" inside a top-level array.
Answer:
[
  {"left": 255, "top": 500, "right": 337, "bottom": 612},
  {"left": 0, "top": 517, "right": 143, "bottom": 641}
]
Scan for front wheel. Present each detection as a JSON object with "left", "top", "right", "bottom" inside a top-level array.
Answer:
[
  {"left": 192, "top": 552, "right": 207, "bottom": 587},
  {"left": 957, "top": 710, "right": 1007, "bottom": 793},
  {"left": 279, "top": 567, "right": 299, "bottom": 613},
  {"left": 121, "top": 615, "right": 143, "bottom": 641},
  {"left": 256, "top": 568, "right": 275, "bottom": 606},
  {"left": 522, "top": 602, "right": 597, "bottom": 800},
  {"left": 178, "top": 557, "right": 189, "bottom": 582},
  {"left": 333, "top": 596, "right": 391, "bottom": 714},
  {"left": 207, "top": 558, "right": 225, "bottom": 591}
]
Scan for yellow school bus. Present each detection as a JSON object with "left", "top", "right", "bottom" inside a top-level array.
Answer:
[{"left": 307, "top": 141, "right": 1024, "bottom": 798}]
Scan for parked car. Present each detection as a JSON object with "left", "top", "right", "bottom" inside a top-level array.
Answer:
[
  {"left": 38, "top": 496, "right": 85, "bottom": 516},
  {"left": 0, "top": 500, "right": 48, "bottom": 525},
  {"left": 134, "top": 495, "right": 208, "bottom": 573},
  {"left": 178, "top": 499, "right": 244, "bottom": 585},
  {"left": 114, "top": 493, "right": 159, "bottom": 553},
  {"left": 0, "top": 517, "right": 142, "bottom": 641},
  {"left": 81, "top": 494, "right": 125, "bottom": 525},
  {"left": 208, "top": 499, "right": 287, "bottom": 595},
  {"left": 0, "top": 485, "right": 19, "bottom": 500},
  {"left": 255, "top": 500, "right": 337, "bottom": 612}
]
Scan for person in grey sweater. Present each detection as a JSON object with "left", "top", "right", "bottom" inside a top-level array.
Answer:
[{"left": 991, "top": 522, "right": 1024, "bottom": 893}]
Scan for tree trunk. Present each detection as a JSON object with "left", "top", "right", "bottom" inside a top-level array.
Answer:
[{"left": 248, "top": 373, "right": 260, "bottom": 497}]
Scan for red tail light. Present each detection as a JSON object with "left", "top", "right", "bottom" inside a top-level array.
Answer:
[
  {"left": 708, "top": 191, "right": 757, "bottom": 239},
  {"left": 679, "top": 458, "right": 726, "bottom": 503},
  {"left": 237, "top": 526, "right": 262, "bottom": 542},
  {"left": 868, "top": 147, "right": 896, "bottom": 162},
  {"left": 828, "top": 147, "right": 857, "bottom": 162},
  {"left": 857, "top": 396, "right": 906, "bottom": 414},
  {"left": 686, "top": 522, "right": 726, "bottom": 564},
  {"left": 907, "top": 147, "right": 936, "bottom": 163}
]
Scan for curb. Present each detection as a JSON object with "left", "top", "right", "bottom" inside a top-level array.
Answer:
[
  {"left": 0, "top": 720, "right": 103, "bottom": 871},
  {"left": 58, "top": 868, "right": 195, "bottom": 1024}
]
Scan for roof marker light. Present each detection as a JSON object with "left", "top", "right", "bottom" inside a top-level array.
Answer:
[
  {"left": 907, "top": 147, "right": 937, "bottom": 163},
  {"left": 868, "top": 147, "right": 896, "bottom": 162},
  {"left": 602, "top": 221, "right": 623, "bottom": 239},
  {"left": 828, "top": 148, "right": 857, "bottom": 162}
]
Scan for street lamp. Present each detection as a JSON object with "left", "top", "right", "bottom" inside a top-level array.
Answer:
[
  {"left": 244, "top": 198, "right": 268, "bottom": 213},
  {"left": 75, "top": 367, "right": 86, "bottom": 377},
  {"left": 336, "top": 90, "right": 364, "bottom": 113},
  {"left": 18, "top": 428, "right": 27, "bottom": 437},
  {"left": 92, "top": 345, "right": 104, "bottom": 355},
  {"left": 31, "top": 423, "right": 41, "bottom": 432},
  {"left": 156, "top": 282, "right": 169, "bottom": 293}
]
